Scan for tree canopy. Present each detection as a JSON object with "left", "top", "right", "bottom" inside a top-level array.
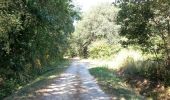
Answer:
[
  {"left": 71, "top": 3, "right": 120, "bottom": 58},
  {"left": 0, "top": 0, "right": 79, "bottom": 98},
  {"left": 117, "top": 0, "right": 170, "bottom": 65}
]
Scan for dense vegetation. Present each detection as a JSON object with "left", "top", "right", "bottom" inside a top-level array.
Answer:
[
  {"left": 71, "top": 0, "right": 170, "bottom": 99},
  {"left": 0, "top": 0, "right": 78, "bottom": 99},
  {"left": 117, "top": 0, "right": 170, "bottom": 65},
  {"left": 1, "top": 0, "right": 170, "bottom": 99},
  {"left": 117, "top": 0, "right": 170, "bottom": 84},
  {"left": 89, "top": 67, "right": 143, "bottom": 99},
  {"left": 69, "top": 3, "right": 121, "bottom": 58},
  {"left": 116, "top": 0, "right": 170, "bottom": 98}
]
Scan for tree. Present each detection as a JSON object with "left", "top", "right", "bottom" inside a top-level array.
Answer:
[
  {"left": 72, "top": 3, "right": 120, "bottom": 58},
  {"left": 117, "top": 0, "right": 170, "bottom": 66},
  {"left": 0, "top": 0, "right": 79, "bottom": 98}
]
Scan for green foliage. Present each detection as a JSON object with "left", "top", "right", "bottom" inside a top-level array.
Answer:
[
  {"left": 0, "top": 79, "right": 17, "bottom": 99},
  {"left": 117, "top": 57, "right": 170, "bottom": 99},
  {"left": 120, "top": 57, "right": 170, "bottom": 85},
  {"left": 117, "top": 0, "right": 170, "bottom": 63},
  {"left": 89, "top": 41, "right": 121, "bottom": 59},
  {"left": 0, "top": 59, "right": 69, "bottom": 99},
  {"left": 71, "top": 3, "right": 120, "bottom": 58},
  {"left": 5, "top": 59, "right": 70, "bottom": 100},
  {"left": 116, "top": 2, "right": 170, "bottom": 94},
  {"left": 0, "top": 0, "right": 78, "bottom": 98},
  {"left": 89, "top": 67, "right": 142, "bottom": 99}
]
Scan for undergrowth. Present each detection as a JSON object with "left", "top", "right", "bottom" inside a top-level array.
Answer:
[
  {"left": 89, "top": 67, "right": 143, "bottom": 100},
  {"left": 0, "top": 59, "right": 70, "bottom": 99},
  {"left": 118, "top": 58, "right": 170, "bottom": 99}
]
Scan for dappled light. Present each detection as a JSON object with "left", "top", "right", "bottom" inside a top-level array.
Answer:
[
  {"left": 109, "top": 49, "right": 143, "bottom": 69},
  {"left": 1, "top": 0, "right": 170, "bottom": 99},
  {"left": 6, "top": 61, "right": 111, "bottom": 100}
]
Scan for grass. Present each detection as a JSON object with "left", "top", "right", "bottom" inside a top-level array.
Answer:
[
  {"left": 118, "top": 58, "right": 170, "bottom": 99},
  {"left": 4, "top": 59, "right": 70, "bottom": 100},
  {"left": 87, "top": 47, "right": 170, "bottom": 99},
  {"left": 89, "top": 67, "right": 143, "bottom": 100},
  {"left": 89, "top": 57, "right": 170, "bottom": 99}
]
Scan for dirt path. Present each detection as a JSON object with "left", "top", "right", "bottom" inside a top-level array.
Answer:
[{"left": 9, "top": 60, "right": 111, "bottom": 100}]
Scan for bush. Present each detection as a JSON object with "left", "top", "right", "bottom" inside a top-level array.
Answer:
[
  {"left": 0, "top": 79, "right": 17, "bottom": 99},
  {"left": 117, "top": 57, "right": 170, "bottom": 99},
  {"left": 120, "top": 57, "right": 170, "bottom": 85},
  {"left": 89, "top": 67, "right": 142, "bottom": 99},
  {"left": 89, "top": 41, "right": 121, "bottom": 59},
  {"left": 0, "top": 60, "right": 69, "bottom": 99}
]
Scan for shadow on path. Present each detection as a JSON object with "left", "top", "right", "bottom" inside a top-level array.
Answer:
[{"left": 6, "top": 61, "right": 111, "bottom": 100}]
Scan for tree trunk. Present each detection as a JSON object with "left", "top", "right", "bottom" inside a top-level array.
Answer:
[
  {"left": 167, "top": 20, "right": 170, "bottom": 66},
  {"left": 83, "top": 46, "right": 88, "bottom": 58}
]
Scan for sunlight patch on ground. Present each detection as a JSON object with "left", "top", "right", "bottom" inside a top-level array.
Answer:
[
  {"left": 48, "top": 75, "right": 57, "bottom": 79},
  {"left": 109, "top": 49, "right": 143, "bottom": 69},
  {"left": 82, "top": 49, "right": 143, "bottom": 69}
]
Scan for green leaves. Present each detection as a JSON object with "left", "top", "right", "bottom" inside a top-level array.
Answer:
[
  {"left": 0, "top": 0, "right": 79, "bottom": 98},
  {"left": 118, "top": 1, "right": 152, "bottom": 42},
  {"left": 71, "top": 3, "right": 120, "bottom": 57},
  {"left": 117, "top": 0, "right": 170, "bottom": 60}
]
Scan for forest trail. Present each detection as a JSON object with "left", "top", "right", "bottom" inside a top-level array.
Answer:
[{"left": 8, "top": 60, "right": 111, "bottom": 100}]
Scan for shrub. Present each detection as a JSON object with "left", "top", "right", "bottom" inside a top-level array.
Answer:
[
  {"left": 88, "top": 41, "right": 121, "bottom": 59},
  {"left": 0, "top": 79, "right": 17, "bottom": 99},
  {"left": 119, "top": 57, "right": 170, "bottom": 85}
]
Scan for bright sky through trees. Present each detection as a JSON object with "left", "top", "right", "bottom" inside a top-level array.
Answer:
[{"left": 73, "top": 0, "right": 114, "bottom": 12}]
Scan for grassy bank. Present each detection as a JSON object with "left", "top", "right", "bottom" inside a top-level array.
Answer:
[
  {"left": 118, "top": 58, "right": 170, "bottom": 99},
  {"left": 2, "top": 59, "right": 70, "bottom": 100},
  {"left": 89, "top": 67, "right": 143, "bottom": 100}
]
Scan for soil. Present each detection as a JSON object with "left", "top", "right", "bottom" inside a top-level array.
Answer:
[{"left": 6, "top": 60, "right": 111, "bottom": 100}]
